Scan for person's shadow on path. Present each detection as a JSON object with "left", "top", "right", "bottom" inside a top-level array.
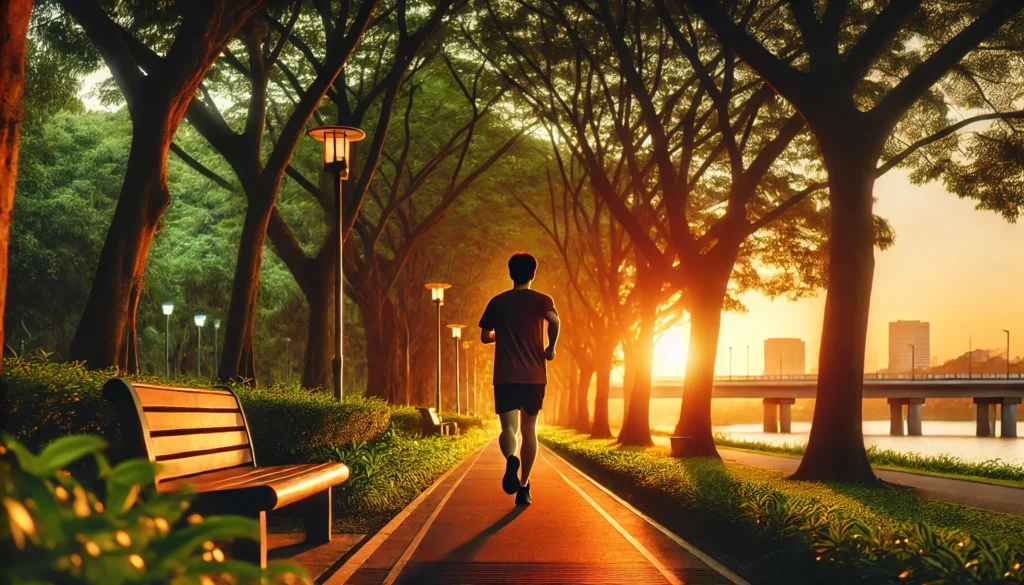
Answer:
[{"left": 443, "top": 506, "right": 527, "bottom": 562}]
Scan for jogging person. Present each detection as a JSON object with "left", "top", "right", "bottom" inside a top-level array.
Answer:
[{"left": 478, "top": 252, "right": 559, "bottom": 506}]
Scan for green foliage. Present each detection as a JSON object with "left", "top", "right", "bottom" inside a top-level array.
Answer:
[
  {"left": 387, "top": 407, "right": 485, "bottom": 436},
  {"left": 0, "top": 359, "right": 391, "bottom": 462},
  {"left": 0, "top": 433, "right": 307, "bottom": 585},
  {"left": 542, "top": 429, "right": 1024, "bottom": 585},
  {"left": 712, "top": 433, "right": 1024, "bottom": 486},
  {"left": 313, "top": 427, "right": 494, "bottom": 534}
]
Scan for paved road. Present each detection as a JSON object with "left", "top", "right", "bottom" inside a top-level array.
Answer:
[
  {"left": 329, "top": 439, "right": 746, "bottom": 585},
  {"left": 651, "top": 437, "right": 1024, "bottom": 517}
]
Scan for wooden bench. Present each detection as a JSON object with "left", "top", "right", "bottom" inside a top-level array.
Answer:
[
  {"left": 417, "top": 407, "right": 459, "bottom": 437},
  {"left": 103, "top": 378, "right": 349, "bottom": 568}
]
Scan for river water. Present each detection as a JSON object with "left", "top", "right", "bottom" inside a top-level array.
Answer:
[{"left": 605, "top": 397, "right": 1024, "bottom": 466}]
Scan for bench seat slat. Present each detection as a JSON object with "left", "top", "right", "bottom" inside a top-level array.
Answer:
[
  {"left": 134, "top": 386, "right": 240, "bottom": 410},
  {"left": 158, "top": 462, "right": 349, "bottom": 510},
  {"left": 150, "top": 430, "right": 250, "bottom": 459},
  {"left": 157, "top": 447, "right": 253, "bottom": 482},
  {"left": 145, "top": 410, "right": 247, "bottom": 432}
]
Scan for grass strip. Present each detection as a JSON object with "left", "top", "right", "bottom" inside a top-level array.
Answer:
[
  {"left": 542, "top": 428, "right": 1024, "bottom": 585},
  {"left": 709, "top": 433, "right": 1024, "bottom": 488}
]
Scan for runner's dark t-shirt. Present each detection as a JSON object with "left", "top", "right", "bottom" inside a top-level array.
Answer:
[{"left": 478, "top": 289, "right": 556, "bottom": 384}]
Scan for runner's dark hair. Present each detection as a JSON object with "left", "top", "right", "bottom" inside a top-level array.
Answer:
[{"left": 508, "top": 253, "right": 538, "bottom": 285}]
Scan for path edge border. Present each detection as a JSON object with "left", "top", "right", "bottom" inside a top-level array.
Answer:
[{"left": 542, "top": 445, "right": 751, "bottom": 585}]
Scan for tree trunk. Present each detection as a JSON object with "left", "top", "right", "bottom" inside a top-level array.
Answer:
[
  {"left": 591, "top": 340, "right": 614, "bottom": 439},
  {"left": 573, "top": 360, "right": 593, "bottom": 433},
  {"left": 69, "top": 120, "right": 171, "bottom": 370},
  {"left": 620, "top": 280, "right": 657, "bottom": 446},
  {"left": 561, "top": 359, "right": 577, "bottom": 426},
  {"left": 300, "top": 252, "right": 335, "bottom": 389},
  {"left": 673, "top": 279, "right": 729, "bottom": 457},
  {"left": 361, "top": 294, "right": 402, "bottom": 402},
  {"left": 0, "top": 0, "right": 31, "bottom": 375},
  {"left": 620, "top": 343, "right": 636, "bottom": 426},
  {"left": 792, "top": 145, "right": 879, "bottom": 485},
  {"left": 218, "top": 191, "right": 274, "bottom": 384}
]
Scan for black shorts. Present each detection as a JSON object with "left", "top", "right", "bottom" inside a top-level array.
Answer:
[{"left": 494, "top": 384, "right": 546, "bottom": 416}]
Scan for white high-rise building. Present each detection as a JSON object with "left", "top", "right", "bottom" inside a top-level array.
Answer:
[
  {"left": 764, "top": 338, "right": 806, "bottom": 376},
  {"left": 888, "top": 320, "right": 930, "bottom": 374}
]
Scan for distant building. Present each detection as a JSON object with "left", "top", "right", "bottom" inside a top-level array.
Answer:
[
  {"left": 764, "top": 338, "right": 806, "bottom": 376},
  {"left": 888, "top": 320, "right": 930, "bottom": 374}
]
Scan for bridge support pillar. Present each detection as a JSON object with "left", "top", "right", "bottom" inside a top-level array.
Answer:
[
  {"left": 999, "top": 398, "right": 1020, "bottom": 438},
  {"left": 762, "top": 398, "right": 795, "bottom": 433},
  {"left": 906, "top": 399, "right": 924, "bottom": 436},
  {"left": 974, "top": 399, "right": 997, "bottom": 437},
  {"left": 762, "top": 399, "right": 778, "bottom": 433},
  {"left": 778, "top": 398, "right": 795, "bottom": 433},
  {"left": 887, "top": 399, "right": 905, "bottom": 436}
]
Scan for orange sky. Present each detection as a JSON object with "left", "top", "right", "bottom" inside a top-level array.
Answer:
[{"left": 654, "top": 169, "right": 1024, "bottom": 378}]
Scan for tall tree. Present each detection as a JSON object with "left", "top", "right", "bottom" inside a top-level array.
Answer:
[
  {"left": 0, "top": 0, "right": 32, "bottom": 374},
  {"left": 690, "top": 0, "right": 1024, "bottom": 483},
  {"left": 58, "top": 0, "right": 264, "bottom": 371},
  {"left": 148, "top": 0, "right": 377, "bottom": 382}
]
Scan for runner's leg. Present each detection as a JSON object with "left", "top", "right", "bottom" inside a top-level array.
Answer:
[
  {"left": 499, "top": 409, "right": 520, "bottom": 458},
  {"left": 519, "top": 410, "right": 538, "bottom": 485}
]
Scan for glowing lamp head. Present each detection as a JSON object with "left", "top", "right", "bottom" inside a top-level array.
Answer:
[
  {"left": 447, "top": 324, "right": 465, "bottom": 339},
  {"left": 213, "top": 318, "right": 221, "bottom": 330},
  {"left": 162, "top": 302, "right": 174, "bottom": 316},
  {"left": 308, "top": 126, "right": 366, "bottom": 180},
  {"left": 194, "top": 314, "right": 207, "bottom": 328},
  {"left": 425, "top": 283, "right": 451, "bottom": 303},
  {"left": 462, "top": 341, "right": 471, "bottom": 350}
]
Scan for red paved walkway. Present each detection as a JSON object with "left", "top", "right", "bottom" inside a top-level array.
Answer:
[{"left": 328, "top": 439, "right": 745, "bottom": 585}]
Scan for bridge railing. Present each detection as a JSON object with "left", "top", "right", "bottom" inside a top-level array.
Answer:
[{"left": 705, "top": 373, "right": 1024, "bottom": 382}]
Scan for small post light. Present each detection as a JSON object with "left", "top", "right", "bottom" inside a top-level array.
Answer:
[
  {"left": 213, "top": 319, "right": 221, "bottom": 375},
  {"left": 194, "top": 315, "right": 206, "bottom": 378},
  {"left": 161, "top": 302, "right": 174, "bottom": 378},
  {"left": 447, "top": 324, "right": 467, "bottom": 414}
]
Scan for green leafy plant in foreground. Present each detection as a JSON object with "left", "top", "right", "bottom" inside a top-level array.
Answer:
[{"left": 0, "top": 433, "right": 309, "bottom": 585}]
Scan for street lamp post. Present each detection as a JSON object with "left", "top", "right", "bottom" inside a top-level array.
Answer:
[
  {"left": 463, "top": 340, "right": 474, "bottom": 415},
  {"left": 308, "top": 125, "right": 366, "bottom": 401},
  {"left": 161, "top": 302, "right": 174, "bottom": 378},
  {"left": 728, "top": 346, "right": 733, "bottom": 380},
  {"left": 194, "top": 315, "right": 207, "bottom": 378},
  {"left": 425, "top": 283, "right": 451, "bottom": 412},
  {"left": 746, "top": 345, "right": 750, "bottom": 380},
  {"left": 1005, "top": 329, "right": 1011, "bottom": 379},
  {"left": 908, "top": 343, "right": 915, "bottom": 380},
  {"left": 448, "top": 325, "right": 465, "bottom": 414},
  {"left": 283, "top": 337, "right": 292, "bottom": 381},
  {"left": 969, "top": 336, "right": 972, "bottom": 379},
  {"left": 213, "top": 319, "right": 221, "bottom": 375}
]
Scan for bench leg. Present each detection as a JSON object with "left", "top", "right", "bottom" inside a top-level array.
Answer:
[
  {"left": 305, "top": 487, "right": 332, "bottom": 545},
  {"left": 234, "top": 510, "right": 267, "bottom": 569}
]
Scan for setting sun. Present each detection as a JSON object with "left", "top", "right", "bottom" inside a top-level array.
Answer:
[{"left": 653, "top": 327, "right": 689, "bottom": 378}]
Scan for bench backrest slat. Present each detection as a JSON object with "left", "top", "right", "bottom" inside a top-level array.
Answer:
[{"left": 103, "top": 379, "right": 256, "bottom": 485}]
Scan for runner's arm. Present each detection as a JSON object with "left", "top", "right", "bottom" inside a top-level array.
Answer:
[{"left": 544, "top": 311, "right": 560, "bottom": 359}]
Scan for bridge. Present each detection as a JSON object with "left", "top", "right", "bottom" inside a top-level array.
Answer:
[{"left": 610, "top": 374, "right": 1024, "bottom": 438}]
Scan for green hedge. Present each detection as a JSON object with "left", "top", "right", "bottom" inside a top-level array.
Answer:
[
  {"left": 542, "top": 429, "right": 1024, "bottom": 585},
  {"left": 0, "top": 359, "right": 390, "bottom": 464},
  {"left": 388, "top": 406, "right": 484, "bottom": 436}
]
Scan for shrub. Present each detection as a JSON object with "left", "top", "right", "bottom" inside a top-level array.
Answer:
[
  {"left": 0, "top": 359, "right": 391, "bottom": 464},
  {"left": 388, "top": 406, "right": 484, "bottom": 436},
  {"left": 313, "top": 427, "right": 494, "bottom": 533},
  {"left": 543, "top": 430, "right": 1024, "bottom": 585},
  {"left": 0, "top": 433, "right": 307, "bottom": 584}
]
